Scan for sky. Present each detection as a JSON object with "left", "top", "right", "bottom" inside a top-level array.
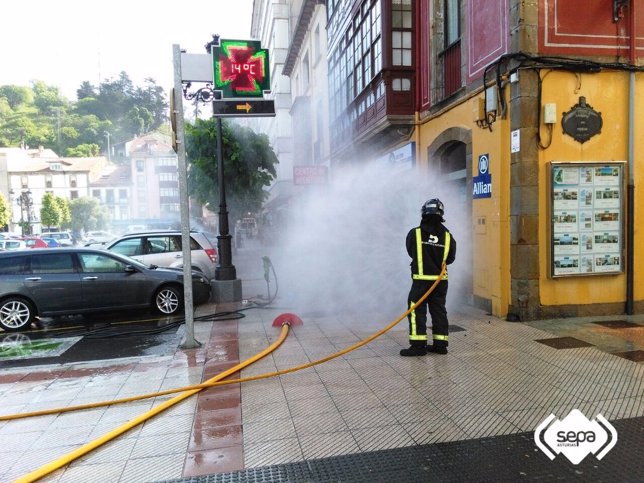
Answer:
[{"left": 0, "top": 0, "right": 254, "bottom": 100}]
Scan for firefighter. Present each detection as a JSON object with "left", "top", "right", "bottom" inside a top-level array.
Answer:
[{"left": 400, "top": 198, "right": 457, "bottom": 356}]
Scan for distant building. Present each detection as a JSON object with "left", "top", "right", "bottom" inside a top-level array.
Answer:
[
  {"left": 126, "top": 133, "right": 180, "bottom": 222},
  {"left": 0, "top": 147, "right": 107, "bottom": 234}
]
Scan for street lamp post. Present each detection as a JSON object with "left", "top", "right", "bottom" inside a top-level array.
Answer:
[
  {"left": 16, "top": 190, "right": 33, "bottom": 235},
  {"left": 104, "top": 132, "right": 111, "bottom": 161}
]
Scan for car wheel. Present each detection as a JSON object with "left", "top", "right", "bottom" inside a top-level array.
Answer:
[
  {"left": 154, "top": 285, "right": 183, "bottom": 315},
  {"left": 0, "top": 298, "right": 36, "bottom": 332}
]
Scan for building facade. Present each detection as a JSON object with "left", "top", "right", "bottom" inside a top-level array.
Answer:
[
  {"left": 1, "top": 147, "right": 107, "bottom": 234},
  {"left": 270, "top": 0, "right": 643, "bottom": 320},
  {"left": 126, "top": 133, "right": 180, "bottom": 224},
  {"left": 251, "top": 0, "right": 295, "bottom": 192}
]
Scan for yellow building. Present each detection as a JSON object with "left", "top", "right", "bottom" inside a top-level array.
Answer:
[{"left": 413, "top": 2, "right": 643, "bottom": 320}]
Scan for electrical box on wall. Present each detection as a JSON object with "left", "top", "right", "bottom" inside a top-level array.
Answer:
[
  {"left": 544, "top": 103, "right": 557, "bottom": 124},
  {"left": 472, "top": 98, "right": 485, "bottom": 121}
]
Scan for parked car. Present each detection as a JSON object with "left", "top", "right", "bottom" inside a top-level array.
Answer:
[
  {"left": 23, "top": 237, "right": 49, "bottom": 249},
  {"left": 41, "top": 231, "right": 74, "bottom": 246},
  {"left": 82, "top": 230, "right": 116, "bottom": 245},
  {"left": 0, "top": 247, "right": 211, "bottom": 332},
  {"left": 0, "top": 239, "right": 27, "bottom": 251},
  {"left": 105, "top": 231, "right": 218, "bottom": 280},
  {"left": 0, "top": 232, "right": 22, "bottom": 240},
  {"left": 41, "top": 237, "right": 60, "bottom": 248}
]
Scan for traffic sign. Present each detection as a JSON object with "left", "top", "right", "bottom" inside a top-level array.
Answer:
[{"left": 212, "top": 99, "right": 276, "bottom": 117}]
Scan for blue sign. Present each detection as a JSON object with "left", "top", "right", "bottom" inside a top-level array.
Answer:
[{"left": 473, "top": 154, "right": 492, "bottom": 199}]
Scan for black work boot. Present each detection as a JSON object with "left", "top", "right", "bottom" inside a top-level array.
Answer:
[
  {"left": 426, "top": 345, "right": 448, "bottom": 355},
  {"left": 400, "top": 346, "right": 427, "bottom": 357}
]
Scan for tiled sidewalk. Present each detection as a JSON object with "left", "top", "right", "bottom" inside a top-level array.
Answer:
[{"left": 0, "top": 302, "right": 642, "bottom": 482}]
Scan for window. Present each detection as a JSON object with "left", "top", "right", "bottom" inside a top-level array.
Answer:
[
  {"left": 78, "top": 253, "right": 128, "bottom": 273},
  {"left": 159, "top": 173, "right": 177, "bottom": 182},
  {"left": 92, "top": 189, "right": 101, "bottom": 199},
  {"left": 136, "top": 160, "right": 144, "bottom": 172},
  {"left": 445, "top": 0, "right": 460, "bottom": 47},
  {"left": 0, "top": 255, "right": 28, "bottom": 275},
  {"left": 392, "top": 78, "right": 412, "bottom": 91},
  {"left": 46, "top": 175, "right": 53, "bottom": 188},
  {"left": 157, "top": 157, "right": 178, "bottom": 167},
  {"left": 30, "top": 253, "right": 75, "bottom": 274},
  {"left": 392, "top": 0, "right": 413, "bottom": 66},
  {"left": 110, "top": 238, "right": 143, "bottom": 257}
]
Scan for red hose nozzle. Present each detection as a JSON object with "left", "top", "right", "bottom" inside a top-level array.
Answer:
[{"left": 272, "top": 313, "right": 303, "bottom": 327}]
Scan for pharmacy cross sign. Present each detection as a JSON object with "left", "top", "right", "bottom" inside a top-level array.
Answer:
[{"left": 213, "top": 39, "right": 271, "bottom": 98}]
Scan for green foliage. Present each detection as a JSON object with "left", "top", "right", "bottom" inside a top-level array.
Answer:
[
  {"left": 69, "top": 197, "right": 109, "bottom": 233},
  {"left": 65, "top": 144, "right": 100, "bottom": 157},
  {"left": 40, "top": 192, "right": 60, "bottom": 230},
  {"left": 0, "top": 74, "right": 168, "bottom": 154},
  {"left": 55, "top": 196, "right": 71, "bottom": 229},
  {"left": 0, "top": 85, "right": 33, "bottom": 110},
  {"left": 186, "top": 119, "right": 278, "bottom": 224},
  {"left": 0, "top": 193, "right": 11, "bottom": 229}
]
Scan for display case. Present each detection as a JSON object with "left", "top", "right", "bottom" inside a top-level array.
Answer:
[{"left": 549, "top": 162, "right": 625, "bottom": 277}]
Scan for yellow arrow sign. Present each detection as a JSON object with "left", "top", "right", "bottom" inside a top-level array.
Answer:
[{"left": 236, "top": 102, "right": 252, "bottom": 113}]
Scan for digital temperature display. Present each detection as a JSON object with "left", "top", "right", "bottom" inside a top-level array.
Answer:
[{"left": 213, "top": 39, "right": 270, "bottom": 98}]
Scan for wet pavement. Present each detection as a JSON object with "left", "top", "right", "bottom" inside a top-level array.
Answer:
[
  {"left": 0, "top": 315, "right": 187, "bottom": 369},
  {"left": 0, "top": 239, "right": 642, "bottom": 482}
]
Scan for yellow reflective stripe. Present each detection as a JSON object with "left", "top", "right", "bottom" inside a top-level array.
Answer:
[
  {"left": 415, "top": 228, "right": 424, "bottom": 278},
  {"left": 409, "top": 301, "right": 417, "bottom": 336},
  {"left": 413, "top": 229, "right": 449, "bottom": 281},
  {"left": 433, "top": 334, "right": 449, "bottom": 341},
  {"left": 443, "top": 233, "right": 451, "bottom": 263},
  {"left": 409, "top": 301, "right": 427, "bottom": 341}
]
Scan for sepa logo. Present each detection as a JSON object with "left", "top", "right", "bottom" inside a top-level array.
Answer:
[{"left": 535, "top": 409, "right": 617, "bottom": 464}]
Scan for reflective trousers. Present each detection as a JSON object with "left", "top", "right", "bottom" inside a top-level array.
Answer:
[{"left": 407, "top": 280, "right": 449, "bottom": 348}]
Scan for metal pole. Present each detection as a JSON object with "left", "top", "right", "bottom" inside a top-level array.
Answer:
[
  {"left": 214, "top": 116, "right": 236, "bottom": 280},
  {"left": 173, "top": 44, "right": 200, "bottom": 349}
]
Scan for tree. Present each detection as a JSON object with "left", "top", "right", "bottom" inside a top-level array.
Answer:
[
  {"left": 65, "top": 143, "right": 100, "bottom": 157},
  {"left": 186, "top": 119, "right": 278, "bottom": 224},
  {"left": 55, "top": 196, "right": 71, "bottom": 229},
  {"left": 0, "top": 75, "right": 168, "bottom": 154},
  {"left": 40, "top": 192, "right": 61, "bottom": 230},
  {"left": 69, "top": 197, "right": 109, "bottom": 233},
  {"left": 0, "top": 193, "right": 11, "bottom": 230},
  {"left": 0, "top": 85, "right": 33, "bottom": 110}
]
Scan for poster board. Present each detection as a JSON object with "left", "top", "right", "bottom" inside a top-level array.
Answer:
[{"left": 549, "top": 162, "right": 625, "bottom": 277}]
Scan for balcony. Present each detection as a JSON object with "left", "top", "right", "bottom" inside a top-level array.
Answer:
[{"left": 434, "top": 40, "right": 462, "bottom": 103}]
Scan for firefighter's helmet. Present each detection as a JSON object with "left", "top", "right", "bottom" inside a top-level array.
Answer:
[{"left": 421, "top": 198, "right": 445, "bottom": 218}]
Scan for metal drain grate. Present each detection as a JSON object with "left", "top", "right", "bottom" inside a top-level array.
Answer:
[
  {"left": 593, "top": 320, "right": 642, "bottom": 329},
  {"left": 159, "top": 416, "right": 644, "bottom": 483},
  {"left": 534, "top": 336, "right": 594, "bottom": 349}
]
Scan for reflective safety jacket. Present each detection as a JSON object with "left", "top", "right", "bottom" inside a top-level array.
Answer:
[{"left": 406, "top": 219, "right": 456, "bottom": 281}]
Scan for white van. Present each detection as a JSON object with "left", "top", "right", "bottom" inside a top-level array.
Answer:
[{"left": 41, "top": 231, "right": 74, "bottom": 246}]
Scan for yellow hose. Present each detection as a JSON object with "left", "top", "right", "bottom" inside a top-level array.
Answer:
[
  {"left": 12, "top": 323, "right": 291, "bottom": 483},
  {"left": 2, "top": 264, "right": 446, "bottom": 422},
  {"left": 9, "top": 266, "right": 445, "bottom": 482}
]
